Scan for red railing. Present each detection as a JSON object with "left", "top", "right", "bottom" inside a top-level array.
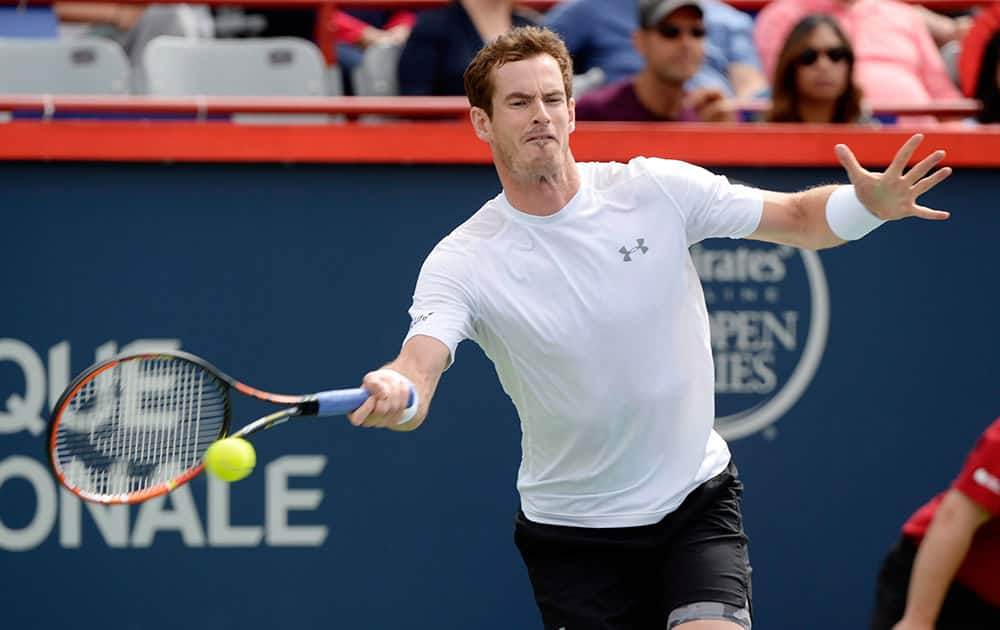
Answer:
[
  {"left": 1, "top": 95, "right": 996, "bottom": 166},
  {"left": 0, "top": 94, "right": 982, "bottom": 118}
]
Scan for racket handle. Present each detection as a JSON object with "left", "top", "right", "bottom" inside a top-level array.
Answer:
[{"left": 314, "top": 386, "right": 418, "bottom": 424}]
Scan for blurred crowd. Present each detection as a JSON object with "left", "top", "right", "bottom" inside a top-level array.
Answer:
[{"left": 3, "top": 0, "right": 1000, "bottom": 124}]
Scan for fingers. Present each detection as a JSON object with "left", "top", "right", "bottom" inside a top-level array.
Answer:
[
  {"left": 684, "top": 87, "right": 724, "bottom": 110},
  {"left": 911, "top": 166, "right": 953, "bottom": 197},
  {"left": 683, "top": 88, "right": 712, "bottom": 108},
  {"left": 695, "top": 96, "right": 736, "bottom": 122},
  {"left": 349, "top": 369, "right": 411, "bottom": 429},
  {"left": 886, "top": 133, "right": 924, "bottom": 178},
  {"left": 904, "top": 150, "right": 945, "bottom": 185},
  {"left": 347, "top": 396, "right": 376, "bottom": 427},
  {"left": 835, "top": 143, "right": 867, "bottom": 181},
  {"left": 912, "top": 205, "right": 951, "bottom": 221}
]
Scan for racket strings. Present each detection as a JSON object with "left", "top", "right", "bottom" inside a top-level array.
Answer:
[{"left": 54, "top": 358, "right": 228, "bottom": 499}]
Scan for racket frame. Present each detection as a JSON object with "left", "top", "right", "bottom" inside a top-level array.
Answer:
[{"left": 47, "top": 350, "right": 320, "bottom": 504}]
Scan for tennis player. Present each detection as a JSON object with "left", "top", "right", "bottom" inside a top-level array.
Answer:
[{"left": 346, "top": 15, "right": 953, "bottom": 630}]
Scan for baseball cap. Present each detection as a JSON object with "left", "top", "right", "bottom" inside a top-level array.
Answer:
[{"left": 639, "top": 0, "right": 704, "bottom": 28}]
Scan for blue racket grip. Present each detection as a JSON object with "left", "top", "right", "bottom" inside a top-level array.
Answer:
[{"left": 314, "top": 386, "right": 417, "bottom": 422}]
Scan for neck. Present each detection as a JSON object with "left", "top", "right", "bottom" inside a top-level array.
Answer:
[
  {"left": 632, "top": 69, "right": 686, "bottom": 120},
  {"left": 497, "top": 154, "right": 582, "bottom": 217},
  {"left": 797, "top": 98, "right": 838, "bottom": 123}
]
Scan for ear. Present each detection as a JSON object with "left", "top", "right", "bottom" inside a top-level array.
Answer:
[
  {"left": 470, "top": 106, "right": 492, "bottom": 143},
  {"left": 632, "top": 29, "right": 647, "bottom": 59},
  {"left": 567, "top": 96, "right": 576, "bottom": 134}
]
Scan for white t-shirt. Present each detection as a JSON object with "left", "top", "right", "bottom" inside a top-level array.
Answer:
[{"left": 403, "top": 157, "right": 763, "bottom": 527}]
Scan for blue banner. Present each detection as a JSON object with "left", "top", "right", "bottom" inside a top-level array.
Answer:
[{"left": 1, "top": 162, "right": 996, "bottom": 630}]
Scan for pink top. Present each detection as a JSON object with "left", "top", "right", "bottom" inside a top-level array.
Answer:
[{"left": 754, "top": 0, "right": 960, "bottom": 104}]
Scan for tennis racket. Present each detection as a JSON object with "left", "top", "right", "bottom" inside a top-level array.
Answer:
[{"left": 47, "top": 350, "right": 414, "bottom": 505}]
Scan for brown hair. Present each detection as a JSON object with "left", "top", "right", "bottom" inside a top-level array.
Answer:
[
  {"left": 463, "top": 26, "right": 574, "bottom": 118},
  {"left": 767, "top": 14, "right": 863, "bottom": 123}
]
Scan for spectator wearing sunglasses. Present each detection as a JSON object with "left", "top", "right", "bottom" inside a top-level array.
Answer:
[
  {"left": 766, "top": 14, "right": 871, "bottom": 124},
  {"left": 574, "top": 0, "right": 736, "bottom": 122},
  {"left": 544, "top": 0, "right": 767, "bottom": 99},
  {"left": 754, "top": 0, "right": 960, "bottom": 111}
]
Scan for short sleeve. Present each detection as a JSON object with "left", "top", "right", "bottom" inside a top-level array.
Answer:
[
  {"left": 402, "top": 241, "right": 477, "bottom": 368},
  {"left": 635, "top": 157, "right": 763, "bottom": 245},
  {"left": 953, "top": 419, "right": 1000, "bottom": 515}
]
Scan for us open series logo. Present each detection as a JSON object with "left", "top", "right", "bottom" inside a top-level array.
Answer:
[{"left": 694, "top": 241, "right": 830, "bottom": 440}]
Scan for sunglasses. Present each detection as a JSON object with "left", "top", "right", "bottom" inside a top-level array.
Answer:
[
  {"left": 796, "top": 46, "right": 852, "bottom": 66},
  {"left": 653, "top": 23, "right": 707, "bottom": 39}
]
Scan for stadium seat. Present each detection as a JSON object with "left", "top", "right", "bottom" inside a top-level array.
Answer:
[
  {"left": 0, "top": 37, "right": 130, "bottom": 94},
  {"left": 126, "top": 5, "right": 215, "bottom": 92},
  {"left": 142, "top": 36, "right": 330, "bottom": 97},
  {"left": 352, "top": 43, "right": 402, "bottom": 97}
]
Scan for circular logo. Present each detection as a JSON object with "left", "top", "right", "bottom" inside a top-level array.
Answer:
[{"left": 692, "top": 241, "right": 830, "bottom": 440}]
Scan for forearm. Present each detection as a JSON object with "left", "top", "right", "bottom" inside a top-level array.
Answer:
[
  {"left": 900, "top": 517, "right": 978, "bottom": 624},
  {"left": 915, "top": 5, "right": 960, "bottom": 46},
  {"left": 55, "top": 2, "right": 121, "bottom": 24},
  {"left": 728, "top": 63, "right": 768, "bottom": 100},
  {"left": 757, "top": 186, "right": 848, "bottom": 251},
  {"left": 379, "top": 336, "right": 448, "bottom": 431}
]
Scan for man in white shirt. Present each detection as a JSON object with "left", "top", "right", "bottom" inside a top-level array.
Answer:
[{"left": 344, "top": 9, "right": 952, "bottom": 630}]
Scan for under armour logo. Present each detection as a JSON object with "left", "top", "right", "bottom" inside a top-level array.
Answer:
[
  {"left": 409, "top": 312, "right": 434, "bottom": 329},
  {"left": 619, "top": 238, "right": 648, "bottom": 262}
]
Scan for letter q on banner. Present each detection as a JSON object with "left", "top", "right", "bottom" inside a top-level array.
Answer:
[{"left": 0, "top": 338, "right": 46, "bottom": 436}]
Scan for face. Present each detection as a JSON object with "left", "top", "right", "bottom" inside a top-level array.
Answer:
[
  {"left": 471, "top": 54, "right": 575, "bottom": 182},
  {"left": 633, "top": 7, "right": 706, "bottom": 85},
  {"left": 794, "top": 23, "right": 851, "bottom": 103}
]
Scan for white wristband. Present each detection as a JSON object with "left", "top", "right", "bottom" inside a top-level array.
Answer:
[
  {"left": 383, "top": 369, "right": 420, "bottom": 425},
  {"left": 825, "top": 185, "right": 886, "bottom": 241}
]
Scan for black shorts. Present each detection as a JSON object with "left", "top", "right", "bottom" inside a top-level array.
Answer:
[
  {"left": 870, "top": 536, "right": 1000, "bottom": 630},
  {"left": 514, "top": 462, "right": 752, "bottom": 630}
]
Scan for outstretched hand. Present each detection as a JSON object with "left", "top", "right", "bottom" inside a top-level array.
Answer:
[{"left": 835, "top": 133, "right": 952, "bottom": 222}]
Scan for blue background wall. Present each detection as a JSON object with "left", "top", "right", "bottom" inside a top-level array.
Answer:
[{"left": 1, "top": 162, "right": 996, "bottom": 629}]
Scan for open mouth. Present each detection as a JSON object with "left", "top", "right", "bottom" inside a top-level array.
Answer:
[{"left": 525, "top": 134, "right": 556, "bottom": 144}]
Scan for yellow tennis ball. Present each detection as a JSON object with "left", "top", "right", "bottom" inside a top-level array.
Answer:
[{"left": 203, "top": 437, "right": 256, "bottom": 482}]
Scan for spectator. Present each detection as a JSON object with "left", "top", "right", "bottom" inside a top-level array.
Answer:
[
  {"left": 754, "top": 0, "right": 961, "bottom": 108},
  {"left": 545, "top": 0, "right": 767, "bottom": 98},
  {"left": 333, "top": 9, "right": 416, "bottom": 94},
  {"left": 574, "top": 0, "right": 734, "bottom": 122},
  {"left": 870, "top": 417, "right": 1000, "bottom": 629},
  {"left": 55, "top": 2, "right": 212, "bottom": 90},
  {"left": 766, "top": 14, "right": 870, "bottom": 124},
  {"left": 958, "top": 5, "right": 1000, "bottom": 124},
  {"left": 398, "top": 0, "right": 537, "bottom": 96}
]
